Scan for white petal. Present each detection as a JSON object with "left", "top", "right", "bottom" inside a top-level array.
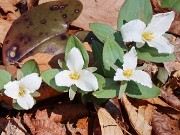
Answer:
[
  {"left": 144, "top": 11, "right": 175, "bottom": 36},
  {"left": 69, "top": 87, "right": 76, "bottom": 101},
  {"left": 17, "top": 94, "right": 34, "bottom": 110},
  {"left": 19, "top": 73, "right": 42, "bottom": 93},
  {"left": 114, "top": 68, "right": 129, "bottom": 81},
  {"left": 130, "top": 70, "right": 152, "bottom": 88},
  {"left": 75, "top": 70, "right": 98, "bottom": 91},
  {"left": 4, "top": 81, "right": 19, "bottom": 99},
  {"left": 121, "top": 19, "right": 146, "bottom": 43},
  {"left": 67, "top": 47, "right": 84, "bottom": 72},
  {"left": 55, "top": 70, "right": 74, "bottom": 87},
  {"left": 146, "top": 36, "right": 174, "bottom": 53},
  {"left": 123, "top": 47, "right": 137, "bottom": 70}
]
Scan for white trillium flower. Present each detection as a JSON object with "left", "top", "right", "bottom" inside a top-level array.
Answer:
[
  {"left": 114, "top": 47, "right": 152, "bottom": 88},
  {"left": 121, "top": 11, "right": 175, "bottom": 53},
  {"left": 4, "top": 73, "right": 42, "bottom": 110},
  {"left": 55, "top": 47, "right": 98, "bottom": 100}
]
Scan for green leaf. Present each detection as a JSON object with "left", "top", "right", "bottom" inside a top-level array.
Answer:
[
  {"left": 125, "top": 81, "right": 160, "bottom": 99},
  {"left": 93, "top": 78, "right": 119, "bottom": 98},
  {"left": 21, "top": 60, "right": 40, "bottom": 76},
  {"left": 41, "top": 69, "right": 67, "bottom": 92},
  {"left": 0, "top": 70, "right": 13, "bottom": 90},
  {"left": 103, "top": 38, "right": 124, "bottom": 77},
  {"left": 58, "top": 59, "right": 68, "bottom": 70},
  {"left": 90, "top": 23, "right": 116, "bottom": 43},
  {"left": 137, "top": 44, "right": 176, "bottom": 62},
  {"left": 91, "top": 41, "right": 104, "bottom": 75},
  {"left": 117, "top": 0, "right": 152, "bottom": 29},
  {"left": 157, "top": 67, "right": 169, "bottom": 84},
  {"left": 65, "top": 35, "right": 89, "bottom": 68},
  {"left": 89, "top": 23, "right": 127, "bottom": 50},
  {"left": 161, "top": 0, "right": 180, "bottom": 12},
  {"left": 93, "top": 73, "right": 106, "bottom": 90}
]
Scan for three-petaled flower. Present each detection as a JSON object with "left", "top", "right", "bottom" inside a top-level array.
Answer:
[
  {"left": 55, "top": 47, "right": 98, "bottom": 100},
  {"left": 4, "top": 73, "right": 42, "bottom": 110},
  {"left": 114, "top": 47, "right": 152, "bottom": 88},
  {"left": 121, "top": 11, "right": 175, "bottom": 54}
]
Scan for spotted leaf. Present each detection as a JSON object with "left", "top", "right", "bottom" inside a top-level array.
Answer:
[{"left": 2, "top": 0, "right": 83, "bottom": 65}]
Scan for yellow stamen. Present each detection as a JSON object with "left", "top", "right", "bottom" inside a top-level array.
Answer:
[
  {"left": 18, "top": 89, "right": 26, "bottom": 96},
  {"left": 142, "top": 32, "right": 154, "bottom": 41},
  {"left": 69, "top": 73, "right": 80, "bottom": 80},
  {"left": 123, "top": 70, "right": 133, "bottom": 77}
]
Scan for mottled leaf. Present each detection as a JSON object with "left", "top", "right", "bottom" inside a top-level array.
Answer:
[{"left": 3, "top": 0, "right": 82, "bottom": 65}]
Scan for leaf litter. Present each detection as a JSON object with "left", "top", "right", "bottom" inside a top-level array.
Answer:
[{"left": 0, "top": 0, "right": 180, "bottom": 134}]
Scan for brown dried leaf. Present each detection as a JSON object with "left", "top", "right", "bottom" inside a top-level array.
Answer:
[
  {"left": 0, "top": 0, "right": 20, "bottom": 13},
  {"left": 127, "top": 97, "right": 180, "bottom": 133},
  {"left": 72, "top": 0, "right": 125, "bottom": 30},
  {"left": 161, "top": 90, "right": 180, "bottom": 111},
  {"left": 121, "top": 95, "right": 155, "bottom": 135},
  {"left": 173, "top": 69, "right": 180, "bottom": 78},
  {"left": 66, "top": 117, "right": 88, "bottom": 135},
  {"left": 105, "top": 98, "right": 128, "bottom": 134},
  {"left": 0, "top": 19, "right": 12, "bottom": 44},
  {"left": 23, "top": 110, "right": 66, "bottom": 135},
  {"left": 20, "top": 53, "right": 53, "bottom": 73},
  {"left": 97, "top": 107, "right": 124, "bottom": 135},
  {"left": 0, "top": 117, "right": 27, "bottom": 135},
  {"left": 51, "top": 103, "right": 89, "bottom": 122},
  {"left": 152, "top": 110, "right": 177, "bottom": 135}
]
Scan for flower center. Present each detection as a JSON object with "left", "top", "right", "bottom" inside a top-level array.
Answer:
[
  {"left": 69, "top": 73, "right": 80, "bottom": 80},
  {"left": 123, "top": 70, "right": 133, "bottom": 77},
  {"left": 18, "top": 88, "right": 27, "bottom": 97},
  {"left": 142, "top": 32, "right": 154, "bottom": 41}
]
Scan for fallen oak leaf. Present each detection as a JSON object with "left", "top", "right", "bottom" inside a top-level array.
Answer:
[
  {"left": 97, "top": 107, "right": 124, "bottom": 135},
  {"left": 72, "top": 0, "right": 125, "bottom": 30},
  {"left": 105, "top": 98, "right": 128, "bottom": 134},
  {"left": 0, "top": 117, "right": 27, "bottom": 134},
  {"left": 121, "top": 94, "right": 155, "bottom": 135},
  {"left": 160, "top": 89, "right": 180, "bottom": 111},
  {"left": 152, "top": 110, "right": 177, "bottom": 135},
  {"left": 23, "top": 110, "right": 66, "bottom": 135},
  {"left": 66, "top": 117, "right": 89, "bottom": 135}
]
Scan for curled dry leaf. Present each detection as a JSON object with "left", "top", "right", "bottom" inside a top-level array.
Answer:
[
  {"left": 121, "top": 94, "right": 155, "bottom": 135},
  {"left": 23, "top": 110, "right": 66, "bottom": 135},
  {"left": 0, "top": 117, "right": 27, "bottom": 135},
  {"left": 152, "top": 110, "right": 177, "bottom": 135},
  {"left": 66, "top": 117, "right": 88, "bottom": 135},
  {"left": 105, "top": 98, "right": 128, "bottom": 134},
  {"left": 161, "top": 90, "right": 180, "bottom": 111},
  {"left": 97, "top": 107, "right": 123, "bottom": 135}
]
